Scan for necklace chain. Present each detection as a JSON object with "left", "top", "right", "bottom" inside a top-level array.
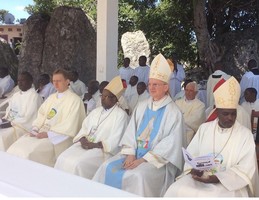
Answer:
[
  {"left": 213, "top": 123, "right": 234, "bottom": 159},
  {"left": 96, "top": 106, "right": 116, "bottom": 130}
]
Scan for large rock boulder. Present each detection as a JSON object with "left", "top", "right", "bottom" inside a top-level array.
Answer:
[
  {"left": 42, "top": 6, "right": 96, "bottom": 85},
  {"left": 19, "top": 6, "right": 96, "bottom": 87},
  {"left": 19, "top": 14, "right": 50, "bottom": 84},
  {"left": 0, "top": 39, "right": 19, "bottom": 82},
  {"left": 121, "top": 30, "right": 151, "bottom": 68}
]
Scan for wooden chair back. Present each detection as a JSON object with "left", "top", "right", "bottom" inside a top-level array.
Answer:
[{"left": 251, "top": 110, "right": 259, "bottom": 168}]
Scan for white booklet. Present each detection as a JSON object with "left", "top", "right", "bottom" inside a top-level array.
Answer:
[{"left": 182, "top": 147, "right": 215, "bottom": 170}]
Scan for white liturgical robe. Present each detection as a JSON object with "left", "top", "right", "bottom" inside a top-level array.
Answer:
[
  {"left": 6, "top": 89, "right": 86, "bottom": 167},
  {"left": 93, "top": 95, "right": 184, "bottom": 197},
  {"left": 241, "top": 99, "right": 259, "bottom": 116},
  {"left": 240, "top": 72, "right": 259, "bottom": 103},
  {"left": 0, "top": 88, "right": 43, "bottom": 151},
  {"left": 133, "top": 66, "right": 150, "bottom": 85},
  {"left": 69, "top": 79, "right": 87, "bottom": 99},
  {"left": 54, "top": 105, "right": 129, "bottom": 179},
  {"left": 119, "top": 66, "right": 134, "bottom": 85},
  {"left": 175, "top": 97, "right": 206, "bottom": 145},
  {"left": 169, "top": 63, "right": 185, "bottom": 98},
  {"left": 38, "top": 82, "right": 56, "bottom": 101},
  {"left": 0, "top": 75, "right": 15, "bottom": 97},
  {"left": 164, "top": 119, "right": 259, "bottom": 197},
  {"left": 124, "top": 85, "right": 137, "bottom": 103},
  {"left": 128, "top": 90, "right": 150, "bottom": 115}
]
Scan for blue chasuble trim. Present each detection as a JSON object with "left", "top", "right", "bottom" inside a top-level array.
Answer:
[{"left": 104, "top": 106, "right": 166, "bottom": 189}]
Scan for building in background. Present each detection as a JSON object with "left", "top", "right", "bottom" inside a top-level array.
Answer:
[{"left": 0, "top": 24, "right": 24, "bottom": 55}]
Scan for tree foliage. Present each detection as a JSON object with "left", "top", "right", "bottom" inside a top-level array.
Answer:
[
  {"left": 24, "top": 0, "right": 259, "bottom": 73},
  {"left": 25, "top": 0, "right": 56, "bottom": 16},
  {"left": 136, "top": 0, "right": 196, "bottom": 64},
  {"left": 193, "top": 0, "right": 259, "bottom": 77},
  {"left": 0, "top": 9, "right": 8, "bottom": 24},
  {"left": 206, "top": 0, "right": 258, "bottom": 38}
]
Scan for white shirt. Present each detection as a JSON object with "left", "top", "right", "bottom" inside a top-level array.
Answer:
[
  {"left": 169, "top": 63, "right": 186, "bottom": 98},
  {"left": 0, "top": 75, "right": 15, "bottom": 97},
  {"left": 133, "top": 65, "right": 150, "bottom": 85},
  {"left": 84, "top": 90, "right": 101, "bottom": 115},
  {"left": 119, "top": 66, "right": 134, "bottom": 85},
  {"left": 123, "top": 85, "right": 137, "bottom": 103},
  {"left": 38, "top": 82, "right": 56, "bottom": 101},
  {"left": 241, "top": 99, "right": 259, "bottom": 116},
  {"left": 69, "top": 79, "right": 87, "bottom": 99}
]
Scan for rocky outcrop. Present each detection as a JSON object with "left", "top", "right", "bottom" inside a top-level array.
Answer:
[
  {"left": 0, "top": 40, "right": 19, "bottom": 82},
  {"left": 19, "top": 6, "right": 96, "bottom": 87},
  {"left": 19, "top": 13, "right": 50, "bottom": 83},
  {"left": 121, "top": 30, "right": 151, "bottom": 68}
]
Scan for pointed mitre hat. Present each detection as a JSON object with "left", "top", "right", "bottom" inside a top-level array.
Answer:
[
  {"left": 149, "top": 53, "right": 174, "bottom": 83},
  {"left": 213, "top": 76, "right": 241, "bottom": 109},
  {"left": 104, "top": 76, "right": 126, "bottom": 100}
]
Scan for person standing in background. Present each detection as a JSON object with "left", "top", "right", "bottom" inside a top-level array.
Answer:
[
  {"left": 119, "top": 57, "right": 134, "bottom": 86},
  {"left": 168, "top": 53, "right": 186, "bottom": 99}
]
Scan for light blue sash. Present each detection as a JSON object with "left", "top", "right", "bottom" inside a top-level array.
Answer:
[
  {"left": 104, "top": 106, "right": 166, "bottom": 189},
  {"left": 135, "top": 106, "right": 166, "bottom": 159}
]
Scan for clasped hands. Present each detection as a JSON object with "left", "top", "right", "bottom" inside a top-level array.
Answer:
[
  {"left": 0, "top": 119, "right": 12, "bottom": 128},
  {"left": 79, "top": 137, "right": 102, "bottom": 150},
  {"left": 190, "top": 168, "right": 219, "bottom": 183},
  {"left": 123, "top": 155, "right": 146, "bottom": 170},
  {"left": 29, "top": 131, "right": 48, "bottom": 139}
]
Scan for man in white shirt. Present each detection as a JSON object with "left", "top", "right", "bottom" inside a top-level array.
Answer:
[
  {"left": 175, "top": 81, "right": 206, "bottom": 146},
  {"left": 168, "top": 54, "right": 186, "bottom": 99},
  {"left": 54, "top": 76, "right": 129, "bottom": 179},
  {"left": 241, "top": 87, "right": 259, "bottom": 141},
  {"left": 37, "top": 73, "right": 56, "bottom": 101},
  {"left": 119, "top": 57, "right": 134, "bottom": 85},
  {"left": 133, "top": 55, "right": 150, "bottom": 86},
  {"left": 83, "top": 80, "right": 100, "bottom": 115},
  {"left": 240, "top": 59, "right": 259, "bottom": 103},
  {"left": 241, "top": 87, "right": 259, "bottom": 116},
  {"left": 0, "top": 67, "right": 15, "bottom": 99},
  {"left": 0, "top": 71, "right": 43, "bottom": 151},
  {"left": 124, "top": 75, "right": 138, "bottom": 103},
  {"left": 93, "top": 53, "right": 184, "bottom": 197},
  {"left": 128, "top": 81, "right": 150, "bottom": 115},
  {"left": 7, "top": 69, "right": 86, "bottom": 167},
  {"left": 69, "top": 70, "right": 87, "bottom": 99}
]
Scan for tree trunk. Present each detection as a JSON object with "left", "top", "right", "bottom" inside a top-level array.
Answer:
[{"left": 193, "top": 0, "right": 218, "bottom": 76}]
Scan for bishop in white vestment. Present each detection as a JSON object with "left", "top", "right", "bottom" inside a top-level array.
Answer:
[
  {"left": 164, "top": 76, "right": 259, "bottom": 197},
  {"left": 93, "top": 54, "right": 184, "bottom": 197},
  {"left": 54, "top": 76, "right": 128, "bottom": 179}
]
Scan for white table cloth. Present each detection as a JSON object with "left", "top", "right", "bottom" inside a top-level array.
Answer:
[{"left": 0, "top": 151, "right": 138, "bottom": 197}]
